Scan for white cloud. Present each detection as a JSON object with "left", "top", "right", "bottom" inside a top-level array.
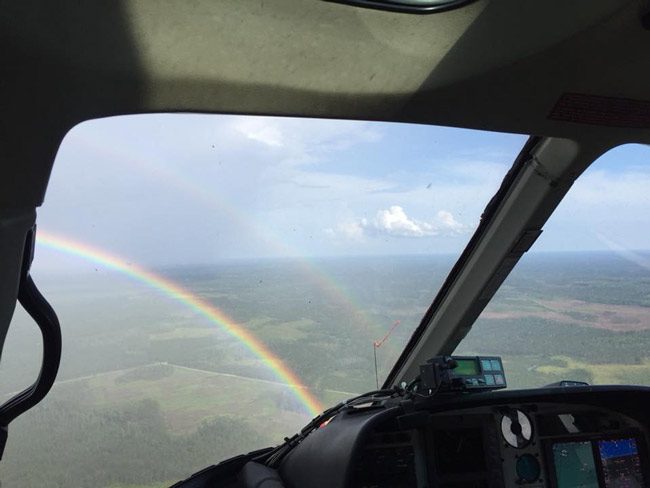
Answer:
[
  {"left": 231, "top": 116, "right": 381, "bottom": 165},
  {"left": 564, "top": 170, "right": 650, "bottom": 206},
  {"left": 373, "top": 206, "right": 434, "bottom": 237},
  {"left": 234, "top": 118, "right": 284, "bottom": 147},
  {"left": 436, "top": 210, "right": 466, "bottom": 233},
  {"left": 330, "top": 206, "right": 471, "bottom": 240}
]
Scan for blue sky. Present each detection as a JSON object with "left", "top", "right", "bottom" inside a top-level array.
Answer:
[
  {"left": 541, "top": 143, "right": 650, "bottom": 253},
  {"left": 36, "top": 114, "right": 650, "bottom": 269}
]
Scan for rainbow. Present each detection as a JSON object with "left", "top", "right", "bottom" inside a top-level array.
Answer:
[
  {"left": 36, "top": 230, "right": 323, "bottom": 417},
  {"left": 597, "top": 233, "right": 650, "bottom": 271},
  {"left": 73, "top": 128, "right": 377, "bottom": 336}
]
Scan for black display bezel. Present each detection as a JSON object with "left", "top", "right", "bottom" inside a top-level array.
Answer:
[
  {"left": 543, "top": 431, "right": 649, "bottom": 488},
  {"left": 426, "top": 413, "right": 504, "bottom": 487}
]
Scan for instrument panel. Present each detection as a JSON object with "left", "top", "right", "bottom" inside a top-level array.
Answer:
[{"left": 353, "top": 402, "right": 648, "bottom": 488}]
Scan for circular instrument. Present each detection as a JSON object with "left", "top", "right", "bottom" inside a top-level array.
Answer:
[
  {"left": 516, "top": 453, "right": 541, "bottom": 483},
  {"left": 501, "top": 409, "right": 533, "bottom": 448}
]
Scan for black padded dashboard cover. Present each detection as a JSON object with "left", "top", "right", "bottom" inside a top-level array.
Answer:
[
  {"left": 238, "top": 461, "right": 285, "bottom": 487},
  {"left": 279, "top": 406, "right": 400, "bottom": 488}
]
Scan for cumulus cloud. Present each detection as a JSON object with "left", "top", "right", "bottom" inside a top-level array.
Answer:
[
  {"left": 373, "top": 206, "right": 434, "bottom": 237},
  {"left": 435, "top": 210, "right": 466, "bottom": 233},
  {"left": 329, "top": 206, "right": 471, "bottom": 240}
]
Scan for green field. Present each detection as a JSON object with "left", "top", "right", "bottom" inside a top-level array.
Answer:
[{"left": 1, "top": 252, "right": 650, "bottom": 487}]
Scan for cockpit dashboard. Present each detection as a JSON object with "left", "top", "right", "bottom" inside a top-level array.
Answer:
[{"left": 277, "top": 386, "right": 650, "bottom": 488}]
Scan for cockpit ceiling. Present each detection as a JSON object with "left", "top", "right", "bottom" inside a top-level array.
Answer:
[{"left": 1, "top": 0, "right": 650, "bottom": 208}]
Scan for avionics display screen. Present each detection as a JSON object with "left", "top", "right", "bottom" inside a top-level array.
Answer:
[
  {"left": 598, "top": 438, "right": 645, "bottom": 487},
  {"left": 551, "top": 437, "right": 646, "bottom": 488},
  {"left": 552, "top": 441, "right": 599, "bottom": 487},
  {"left": 454, "top": 359, "right": 479, "bottom": 376}
]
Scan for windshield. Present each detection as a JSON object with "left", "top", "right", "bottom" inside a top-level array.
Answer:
[
  {"left": 0, "top": 114, "right": 525, "bottom": 486},
  {"left": 456, "top": 143, "right": 650, "bottom": 389}
]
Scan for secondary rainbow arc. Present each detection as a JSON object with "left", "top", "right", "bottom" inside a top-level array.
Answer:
[
  {"left": 74, "top": 132, "right": 377, "bottom": 336},
  {"left": 36, "top": 230, "right": 323, "bottom": 417}
]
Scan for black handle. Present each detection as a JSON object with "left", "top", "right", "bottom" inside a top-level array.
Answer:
[{"left": 0, "top": 228, "right": 62, "bottom": 459}]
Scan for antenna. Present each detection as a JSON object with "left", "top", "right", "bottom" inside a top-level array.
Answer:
[{"left": 372, "top": 320, "right": 400, "bottom": 389}]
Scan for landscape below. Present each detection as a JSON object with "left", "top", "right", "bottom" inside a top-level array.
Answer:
[{"left": 1, "top": 252, "right": 649, "bottom": 487}]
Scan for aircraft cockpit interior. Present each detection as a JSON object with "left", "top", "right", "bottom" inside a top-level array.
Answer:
[{"left": 2, "top": 1, "right": 650, "bottom": 487}]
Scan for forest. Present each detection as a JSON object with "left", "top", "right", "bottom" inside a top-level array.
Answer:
[{"left": 2, "top": 252, "right": 650, "bottom": 486}]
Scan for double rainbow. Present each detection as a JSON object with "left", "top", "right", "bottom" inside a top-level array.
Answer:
[
  {"left": 73, "top": 129, "right": 376, "bottom": 336},
  {"left": 36, "top": 230, "right": 323, "bottom": 417}
]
